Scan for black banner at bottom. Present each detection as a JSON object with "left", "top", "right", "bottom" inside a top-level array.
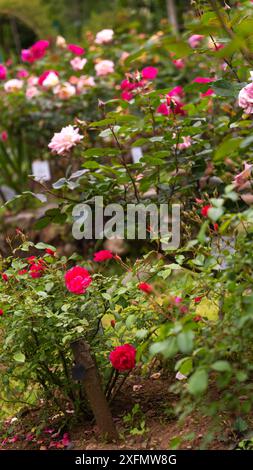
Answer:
[{"left": 0, "top": 450, "right": 252, "bottom": 467}]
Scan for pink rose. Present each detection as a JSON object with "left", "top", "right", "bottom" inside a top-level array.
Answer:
[
  {"left": 95, "top": 60, "right": 114, "bottom": 76},
  {"left": 233, "top": 162, "right": 253, "bottom": 187},
  {"left": 67, "top": 44, "right": 85, "bottom": 56},
  {"left": 193, "top": 77, "right": 214, "bottom": 84},
  {"left": 176, "top": 136, "right": 192, "bottom": 150},
  {"left": 70, "top": 57, "right": 87, "bottom": 71},
  {"left": 17, "top": 69, "right": 29, "bottom": 78},
  {"left": 238, "top": 82, "right": 253, "bottom": 114},
  {"left": 141, "top": 66, "right": 158, "bottom": 80},
  {"left": 95, "top": 29, "right": 114, "bottom": 45},
  {"left": 65, "top": 266, "right": 92, "bottom": 294},
  {"left": 172, "top": 58, "right": 185, "bottom": 69},
  {"left": 167, "top": 85, "right": 184, "bottom": 99},
  {"left": 0, "top": 64, "right": 7, "bottom": 80},
  {"left": 1, "top": 130, "right": 8, "bottom": 142},
  {"left": 93, "top": 250, "right": 113, "bottom": 262},
  {"left": 188, "top": 34, "right": 204, "bottom": 48}
]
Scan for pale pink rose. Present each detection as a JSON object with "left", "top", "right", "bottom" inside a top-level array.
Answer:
[
  {"left": 233, "top": 162, "right": 253, "bottom": 187},
  {"left": 4, "top": 79, "right": 23, "bottom": 93},
  {"left": 95, "top": 60, "right": 114, "bottom": 76},
  {"left": 188, "top": 34, "right": 204, "bottom": 48},
  {"left": 28, "top": 76, "right": 38, "bottom": 86},
  {"left": 76, "top": 76, "right": 96, "bottom": 93},
  {"left": 238, "top": 82, "right": 253, "bottom": 114},
  {"left": 56, "top": 35, "right": 66, "bottom": 48},
  {"left": 53, "top": 82, "right": 76, "bottom": 100},
  {"left": 177, "top": 136, "right": 192, "bottom": 150},
  {"left": 70, "top": 57, "right": 87, "bottom": 71},
  {"left": 176, "top": 371, "right": 187, "bottom": 381},
  {"left": 26, "top": 86, "right": 40, "bottom": 100},
  {"left": 48, "top": 125, "right": 83, "bottom": 155},
  {"left": 95, "top": 29, "right": 114, "bottom": 45},
  {"left": 120, "top": 51, "right": 129, "bottom": 63}
]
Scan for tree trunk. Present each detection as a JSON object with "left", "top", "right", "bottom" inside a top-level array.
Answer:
[
  {"left": 166, "top": 0, "right": 179, "bottom": 35},
  {"left": 71, "top": 339, "right": 118, "bottom": 442}
]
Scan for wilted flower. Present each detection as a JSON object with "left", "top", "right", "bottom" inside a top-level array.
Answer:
[
  {"left": 233, "top": 162, "right": 253, "bottom": 187},
  {"left": 48, "top": 125, "right": 83, "bottom": 155},
  {"left": 176, "top": 371, "right": 187, "bottom": 380}
]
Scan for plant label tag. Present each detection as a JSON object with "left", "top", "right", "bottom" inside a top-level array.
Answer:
[
  {"left": 32, "top": 160, "right": 51, "bottom": 181},
  {"left": 131, "top": 146, "right": 143, "bottom": 163}
]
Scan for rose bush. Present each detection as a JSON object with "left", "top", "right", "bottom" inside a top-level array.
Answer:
[{"left": 2, "top": 0, "right": 253, "bottom": 446}]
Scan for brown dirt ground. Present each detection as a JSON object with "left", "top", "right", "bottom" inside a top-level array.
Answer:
[{"left": 0, "top": 375, "right": 244, "bottom": 450}]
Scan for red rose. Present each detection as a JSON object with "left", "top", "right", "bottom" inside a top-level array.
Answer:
[
  {"left": 109, "top": 344, "right": 136, "bottom": 371},
  {"left": 45, "top": 248, "right": 55, "bottom": 256},
  {"left": 0, "top": 309, "right": 4, "bottom": 316},
  {"left": 2, "top": 273, "right": 8, "bottom": 282},
  {"left": 18, "top": 269, "right": 28, "bottom": 275},
  {"left": 30, "top": 262, "right": 46, "bottom": 278},
  {"left": 65, "top": 266, "right": 92, "bottom": 294},
  {"left": 93, "top": 250, "right": 113, "bottom": 262},
  {"left": 194, "top": 296, "right": 202, "bottom": 303},
  {"left": 138, "top": 282, "right": 153, "bottom": 294},
  {"left": 201, "top": 205, "right": 212, "bottom": 217}
]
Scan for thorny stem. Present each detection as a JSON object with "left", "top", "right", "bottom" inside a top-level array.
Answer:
[{"left": 109, "top": 125, "right": 140, "bottom": 202}]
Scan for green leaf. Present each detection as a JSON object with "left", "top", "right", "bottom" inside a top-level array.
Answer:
[
  {"left": 177, "top": 331, "right": 194, "bottom": 354},
  {"left": 207, "top": 207, "right": 224, "bottom": 222},
  {"left": 188, "top": 369, "right": 208, "bottom": 395},
  {"left": 211, "top": 361, "right": 231, "bottom": 372},
  {"left": 14, "top": 352, "right": 26, "bottom": 363},
  {"left": 214, "top": 137, "right": 242, "bottom": 161}
]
